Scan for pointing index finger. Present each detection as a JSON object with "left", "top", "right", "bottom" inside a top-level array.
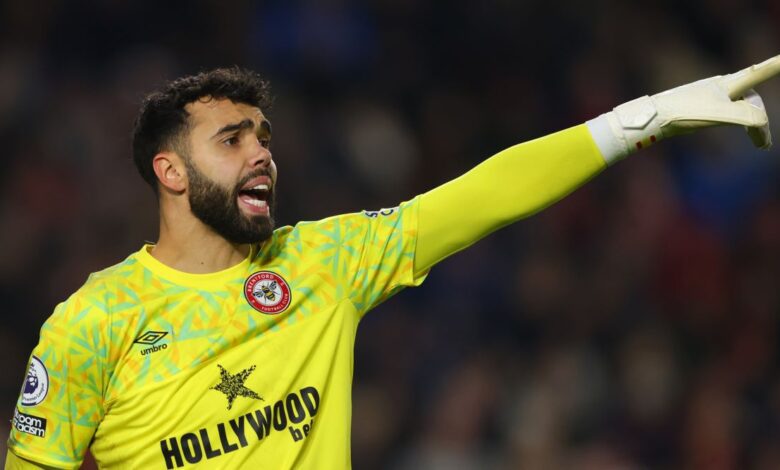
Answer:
[{"left": 727, "top": 55, "right": 780, "bottom": 100}]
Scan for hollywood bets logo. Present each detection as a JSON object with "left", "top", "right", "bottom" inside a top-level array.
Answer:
[{"left": 244, "top": 271, "right": 291, "bottom": 314}]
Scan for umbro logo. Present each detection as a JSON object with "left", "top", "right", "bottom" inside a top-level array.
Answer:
[
  {"left": 134, "top": 331, "right": 170, "bottom": 356},
  {"left": 135, "top": 331, "right": 168, "bottom": 345}
]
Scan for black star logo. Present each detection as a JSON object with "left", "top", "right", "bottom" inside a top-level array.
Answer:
[{"left": 211, "top": 364, "right": 263, "bottom": 410}]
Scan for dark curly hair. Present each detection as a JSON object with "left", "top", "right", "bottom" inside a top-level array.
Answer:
[{"left": 132, "top": 67, "right": 272, "bottom": 192}]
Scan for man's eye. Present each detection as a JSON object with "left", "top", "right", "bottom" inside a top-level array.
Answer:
[
  {"left": 224, "top": 136, "right": 240, "bottom": 146},
  {"left": 260, "top": 138, "right": 271, "bottom": 148}
]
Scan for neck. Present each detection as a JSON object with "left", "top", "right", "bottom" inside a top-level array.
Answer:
[{"left": 152, "top": 204, "right": 252, "bottom": 274}]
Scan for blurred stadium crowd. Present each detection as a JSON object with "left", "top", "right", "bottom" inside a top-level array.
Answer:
[{"left": 2, "top": 0, "right": 780, "bottom": 468}]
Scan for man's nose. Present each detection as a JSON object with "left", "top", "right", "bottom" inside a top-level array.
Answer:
[{"left": 248, "top": 139, "right": 272, "bottom": 168}]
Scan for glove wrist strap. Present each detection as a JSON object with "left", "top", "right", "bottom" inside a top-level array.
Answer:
[{"left": 586, "top": 95, "right": 664, "bottom": 165}]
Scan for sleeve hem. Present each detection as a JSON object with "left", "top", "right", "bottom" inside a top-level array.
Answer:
[
  {"left": 6, "top": 445, "right": 81, "bottom": 470},
  {"left": 408, "top": 195, "right": 431, "bottom": 286}
]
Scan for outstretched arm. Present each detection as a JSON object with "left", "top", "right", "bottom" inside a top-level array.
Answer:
[
  {"left": 414, "top": 54, "right": 780, "bottom": 276},
  {"left": 415, "top": 124, "right": 605, "bottom": 275}
]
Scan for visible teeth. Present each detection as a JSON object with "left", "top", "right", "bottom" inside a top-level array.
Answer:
[
  {"left": 251, "top": 184, "right": 269, "bottom": 190},
  {"left": 245, "top": 199, "right": 267, "bottom": 207}
]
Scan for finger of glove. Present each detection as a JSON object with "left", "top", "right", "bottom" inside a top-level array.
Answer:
[
  {"left": 726, "top": 92, "right": 769, "bottom": 127},
  {"left": 746, "top": 123, "right": 772, "bottom": 149},
  {"left": 725, "top": 55, "right": 780, "bottom": 100},
  {"left": 743, "top": 89, "right": 770, "bottom": 126},
  {"left": 673, "top": 98, "right": 769, "bottom": 128},
  {"left": 740, "top": 89, "right": 772, "bottom": 148}
]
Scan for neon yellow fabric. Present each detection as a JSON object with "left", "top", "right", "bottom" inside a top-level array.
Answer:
[
  {"left": 8, "top": 124, "right": 607, "bottom": 469},
  {"left": 4, "top": 451, "right": 55, "bottom": 469},
  {"left": 415, "top": 124, "right": 606, "bottom": 275},
  {"left": 8, "top": 201, "right": 425, "bottom": 469}
]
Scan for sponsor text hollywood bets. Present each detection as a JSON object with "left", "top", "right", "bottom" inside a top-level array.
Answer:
[{"left": 159, "top": 386, "right": 319, "bottom": 469}]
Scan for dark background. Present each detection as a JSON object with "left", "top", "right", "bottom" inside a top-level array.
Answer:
[{"left": 2, "top": 0, "right": 780, "bottom": 468}]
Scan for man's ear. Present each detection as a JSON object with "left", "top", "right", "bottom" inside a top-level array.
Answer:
[{"left": 152, "top": 152, "right": 187, "bottom": 193}]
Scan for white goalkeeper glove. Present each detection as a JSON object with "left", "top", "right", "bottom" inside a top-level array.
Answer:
[{"left": 587, "top": 54, "right": 780, "bottom": 164}]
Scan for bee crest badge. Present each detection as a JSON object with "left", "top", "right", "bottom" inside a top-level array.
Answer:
[{"left": 244, "top": 271, "right": 292, "bottom": 314}]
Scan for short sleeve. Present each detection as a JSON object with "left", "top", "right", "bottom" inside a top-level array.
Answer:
[
  {"left": 339, "top": 197, "right": 429, "bottom": 314},
  {"left": 292, "top": 197, "right": 429, "bottom": 316},
  {"left": 8, "top": 292, "right": 109, "bottom": 469}
]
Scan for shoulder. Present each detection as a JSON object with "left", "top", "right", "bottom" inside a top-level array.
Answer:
[
  {"left": 83, "top": 251, "right": 143, "bottom": 291},
  {"left": 287, "top": 200, "right": 417, "bottom": 236},
  {"left": 45, "top": 252, "right": 141, "bottom": 329},
  {"left": 262, "top": 200, "right": 419, "bottom": 259}
]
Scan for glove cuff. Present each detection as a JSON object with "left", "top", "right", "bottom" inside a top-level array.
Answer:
[{"left": 585, "top": 95, "right": 664, "bottom": 165}]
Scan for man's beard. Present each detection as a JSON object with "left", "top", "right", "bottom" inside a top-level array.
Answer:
[{"left": 186, "top": 161, "right": 276, "bottom": 245}]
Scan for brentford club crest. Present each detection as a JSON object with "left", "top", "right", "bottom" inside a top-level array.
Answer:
[{"left": 244, "top": 271, "right": 291, "bottom": 314}]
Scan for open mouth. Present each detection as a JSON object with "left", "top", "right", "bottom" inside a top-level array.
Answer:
[{"left": 238, "top": 180, "right": 272, "bottom": 215}]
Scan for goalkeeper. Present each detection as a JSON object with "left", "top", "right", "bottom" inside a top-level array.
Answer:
[{"left": 6, "top": 56, "right": 780, "bottom": 469}]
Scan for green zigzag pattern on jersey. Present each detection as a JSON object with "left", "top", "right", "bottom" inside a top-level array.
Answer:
[
  {"left": 313, "top": 220, "right": 362, "bottom": 279},
  {"left": 351, "top": 209, "right": 413, "bottom": 311}
]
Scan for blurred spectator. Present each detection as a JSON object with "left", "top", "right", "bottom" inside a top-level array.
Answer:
[{"left": 2, "top": 0, "right": 780, "bottom": 468}]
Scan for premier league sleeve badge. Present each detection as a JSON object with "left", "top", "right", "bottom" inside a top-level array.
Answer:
[{"left": 20, "top": 356, "right": 49, "bottom": 407}]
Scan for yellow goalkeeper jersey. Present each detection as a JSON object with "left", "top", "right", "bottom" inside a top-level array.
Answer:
[
  {"left": 8, "top": 124, "right": 608, "bottom": 469},
  {"left": 8, "top": 199, "right": 426, "bottom": 469}
]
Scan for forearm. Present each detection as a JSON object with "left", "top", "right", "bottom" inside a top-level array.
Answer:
[
  {"left": 414, "top": 124, "right": 606, "bottom": 275},
  {"left": 413, "top": 55, "right": 779, "bottom": 276}
]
